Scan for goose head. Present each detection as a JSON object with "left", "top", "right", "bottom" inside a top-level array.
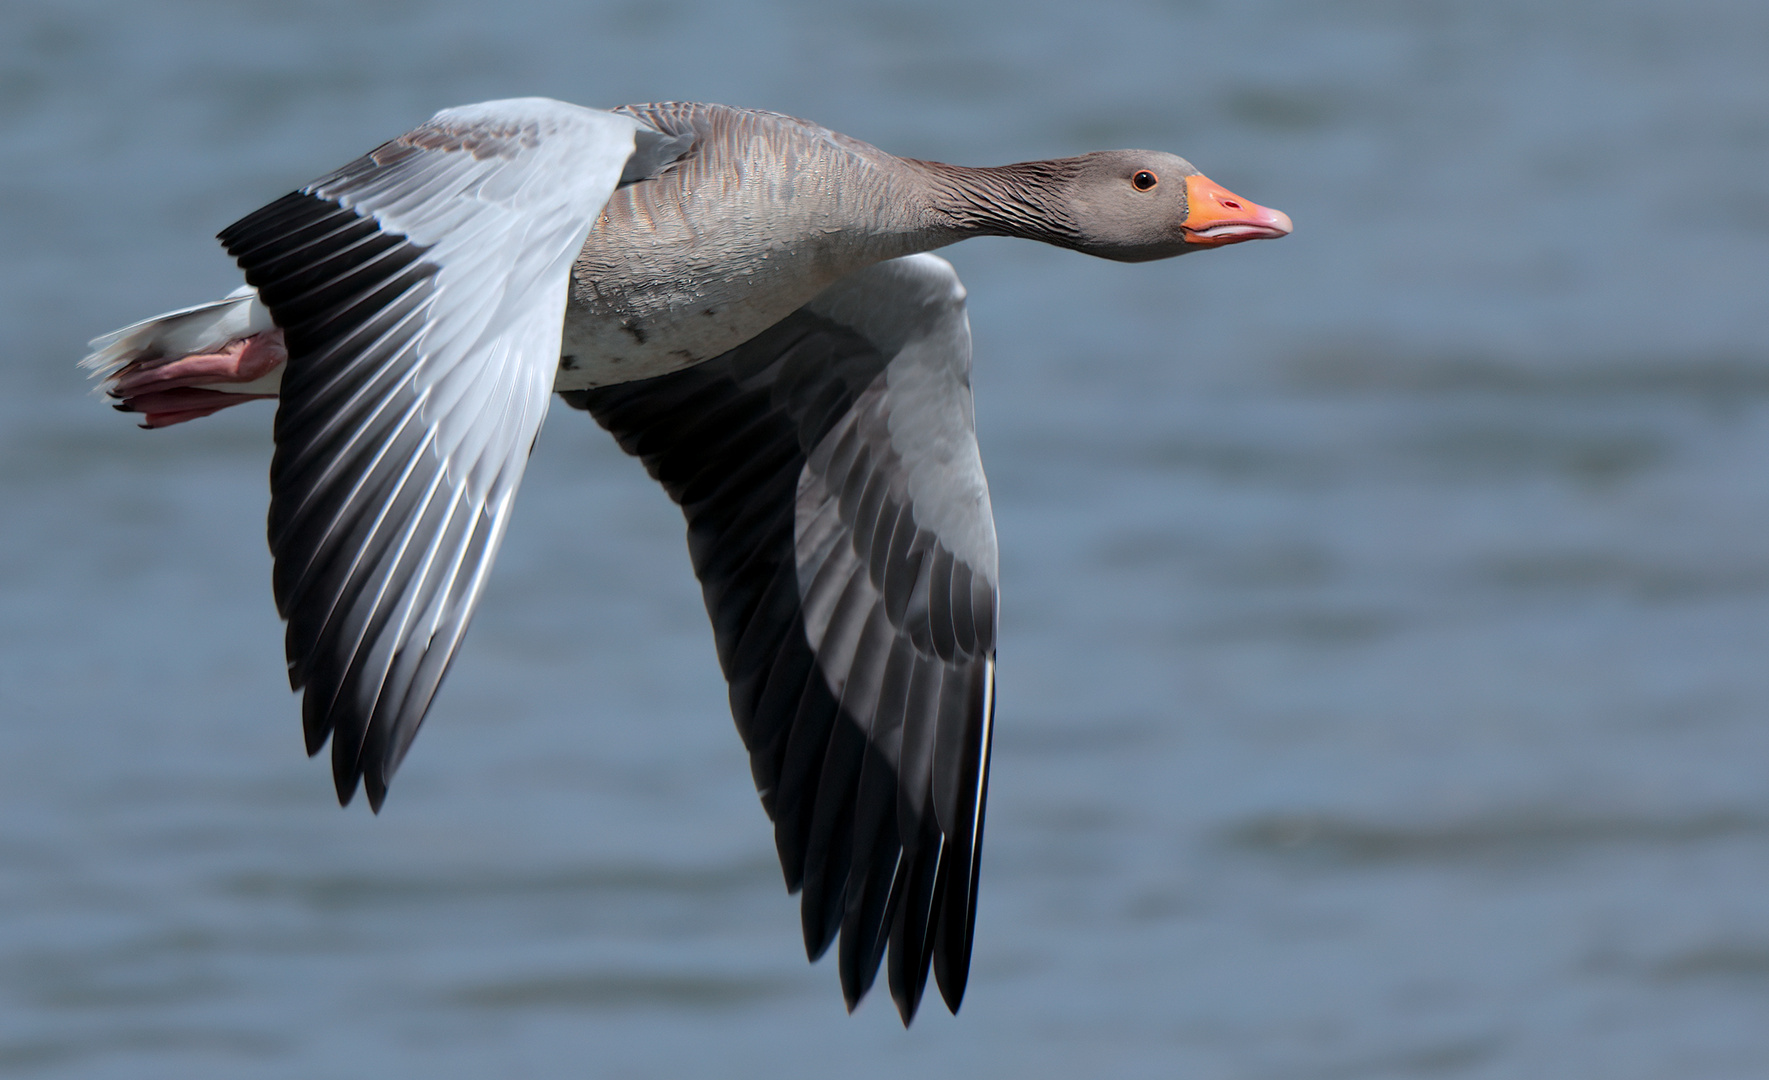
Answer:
[{"left": 1061, "top": 150, "right": 1292, "bottom": 262}]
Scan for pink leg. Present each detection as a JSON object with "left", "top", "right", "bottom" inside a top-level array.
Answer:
[{"left": 110, "top": 330, "right": 286, "bottom": 428}]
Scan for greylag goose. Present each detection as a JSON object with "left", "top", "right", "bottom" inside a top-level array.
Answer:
[{"left": 81, "top": 98, "right": 1290, "bottom": 1022}]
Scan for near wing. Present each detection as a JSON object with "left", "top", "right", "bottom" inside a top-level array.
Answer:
[
  {"left": 566, "top": 254, "right": 999, "bottom": 1023},
  {"left": 218, "top": 99, "right": 643, "bottom": 809}
]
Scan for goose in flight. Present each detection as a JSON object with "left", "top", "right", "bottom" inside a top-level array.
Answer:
[{"left": 82, "top": 98, "right": 1290, "bottom": 1022}]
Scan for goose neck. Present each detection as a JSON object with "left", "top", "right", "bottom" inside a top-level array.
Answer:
[{"left": 905, "top": 157, "right": 1086, "bottom": 250}]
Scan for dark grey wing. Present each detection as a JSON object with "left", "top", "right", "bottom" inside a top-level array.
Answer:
[
  {"left": 565, "top": 254, "right": 998, "bottom": 1024},
  {"left": 218, "top": 99, "right": 641, "bottom": 809}
]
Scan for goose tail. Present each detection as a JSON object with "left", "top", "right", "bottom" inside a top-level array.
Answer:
[{"left": 81, "top": 285, "right": 285, "bottom": 428}]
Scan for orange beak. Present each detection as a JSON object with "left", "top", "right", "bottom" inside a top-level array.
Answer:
[{"left": 1182, "top": 174, "right": 1293, "bottom": 246}]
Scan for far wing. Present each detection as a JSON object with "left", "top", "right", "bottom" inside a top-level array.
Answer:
[
  {"left": 219, "top": 98, "right": 642, "bottom": 809},
  {"left": 566, "top": 254, "right": 998, "bottom": 1023}
]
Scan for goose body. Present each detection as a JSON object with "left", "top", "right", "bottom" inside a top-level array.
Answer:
[
  {"left": 81, "top": 98, "right": 1290, "bottom": 1022},
  {"left": 562, "top": 102, "right": 938, "bottom": 385}
]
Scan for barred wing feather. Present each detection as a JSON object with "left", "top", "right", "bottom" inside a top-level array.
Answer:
[{"left": 567, "top": 254, "right": 999, "bottom": 1021}]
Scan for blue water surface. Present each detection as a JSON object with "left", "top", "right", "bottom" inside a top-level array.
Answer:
[{"left": 3, "top": 1, "right": 1769, "bottom": 1077}]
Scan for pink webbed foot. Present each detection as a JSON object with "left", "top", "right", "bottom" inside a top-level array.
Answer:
[
  {"left": 110, "top": 330, "right": 287, "bottom": 428},
  {"left": 114, "top": 387, "right": 278, "bottom": 428}
]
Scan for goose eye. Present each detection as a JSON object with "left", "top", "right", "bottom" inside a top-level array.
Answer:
[{"left": 1132, "top": 170, "right": 1159, "bottom": 191}]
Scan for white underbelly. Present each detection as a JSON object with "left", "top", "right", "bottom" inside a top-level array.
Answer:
[
  {"left": 552, "top": 303, "right": 769, "bottom": 390},
  {"left": 552, "top": 254, "right": 853, "bottom": 391}
]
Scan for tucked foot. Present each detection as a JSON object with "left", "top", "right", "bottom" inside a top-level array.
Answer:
[
  {"left": 108, "top": 330, "right": 286, "bottom": 428},
  {"left": 113, "top": 387, "right": 279, "bottom": 428}
]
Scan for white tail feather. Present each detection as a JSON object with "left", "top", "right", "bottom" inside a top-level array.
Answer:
[{"left": 80, "top": 284, "right": 274, "bottom": 383}]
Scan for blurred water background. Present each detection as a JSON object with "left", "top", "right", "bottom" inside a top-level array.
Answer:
[{"left": 3, "top": 1, "right": 1769, "bottom": 1076}]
